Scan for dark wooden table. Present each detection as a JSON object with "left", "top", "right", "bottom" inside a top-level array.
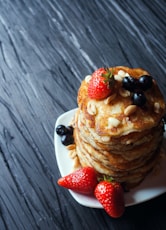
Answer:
[{"left": 0, "top": 1, "right": 166, "bottom": 229}]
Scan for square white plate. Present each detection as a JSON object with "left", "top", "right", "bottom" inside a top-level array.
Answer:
[{"left": 54, "top": 108, "right": 166, "bottom": 207}]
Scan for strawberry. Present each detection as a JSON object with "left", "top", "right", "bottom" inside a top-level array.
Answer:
[
  {"left": 88, "top": 67, "right": 115, "bottom": 100},
  {"left": 94, "top": 181, "right": 125, "bottom": 218},
  {"left": 57, "top": 167, "right": 98, "bottom": 195}
]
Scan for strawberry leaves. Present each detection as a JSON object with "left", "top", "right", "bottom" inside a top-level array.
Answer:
[{"left": 102, "top": 68, "right": 115, "bottom": 87}]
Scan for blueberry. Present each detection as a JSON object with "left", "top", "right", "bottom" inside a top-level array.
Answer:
[
  {"left": 61, "top": 134, "right": 74, "bottom": 146},
  {"left": 56, "top": 125, "right": 68, "bottom": 136},
  {"left": 132, "top": 91, "right": 146, "bottom": 107},
  {"left": 138, "top": 75, "right": 153, "bottom": 91},
  {"left": 122, "top": 76, "right": 137, "bottom": 92},
  {"left": 66, "top": 126, "right": 74, "bottom": 135}
]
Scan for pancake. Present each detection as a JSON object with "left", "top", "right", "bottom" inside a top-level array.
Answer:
[{"left": 69, "top": 66, "right": 165, "bottom": 189}]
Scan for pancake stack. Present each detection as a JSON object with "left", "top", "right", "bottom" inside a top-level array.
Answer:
[{"left": 71, "top": 66, "right": 165, "bottom": 189}]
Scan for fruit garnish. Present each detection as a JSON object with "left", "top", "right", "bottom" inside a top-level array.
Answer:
[
  {"left": 56, "top": 124, "right": 74, "bottom": 146},
  {"left": 138, "top": 75, "right": 153, "bottom": 91},
  {"left": 122, "top": 76, "right": 137, "bottom": 92},
  {"left": 122, "top": 74, "right": 153, "bottom": 107},
  {"left": 94, "top": 180, "right": 125, "bottom": 218},
  {"left": 56, "top": 125, "right": 69, "bottom": 135},
  {"left": 57, "top": 167, "right": 98, "bottom": 195},
  {"left": 66, "top": 126, "right": 74, "bottom": 135},
  {"left": 132, "top": 91, "right": 146, "bottom": 107},
  {"left": 122, "top": 75, "right": 153, "bottom": 92},
  {"left": 88, "top": 68, "right": 115, "bottom": 100},
  {"left": 61, "top": 134, "right": 74, "bottom": 146}
]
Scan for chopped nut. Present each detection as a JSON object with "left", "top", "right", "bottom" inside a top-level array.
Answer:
[
  {"left": 118, "top": 70, "right": 126, "bottom": 76},
  {"left": 114, "top": 71, "right": 128, "bottom": 81},
  {"left": 124, "top": 72, "right": 130, "bottom": 77},
  {"left": 122, "top": 117, "right": 132, "bottom": 125},
  {"left": 68, "top": 149, "right": 76, "bottom": 159},
  {"left": 124, "top": 105, "right": 137, "bottom": 116},
  {"left": 108, "top": 117, "right": 121, "bottom": 128},
  {"left": 160, "top": 103, "right": 165, "bottom": 109},
  {"left": 126, "top": 139, "right": 133, "bottom": 145},
  {"left": 101, "top": 136, "right": 110, "bottom": 142},
  {"left": 104, "top": 93, "right": 117, "bottom": 104},
  {"left": 73, "top": 156, "right": 81, "bottom": 170},
  {"left": 154, "top": 102, "right": 160, "bottom": 113},
  {"left": 114, "top": 74, "right": 123, "bottom": 81},
  {"left": 85, "top": 75, "right": 92, "bottom": 83},
  {"left": 87, "top": 102, "right": 97, "bottom": 115},
  {"left": 119, "top": 88, "right": 130, "bottom": 97},
  {"left": 66, "top": 144, "right": 76, "bottom": 151}
]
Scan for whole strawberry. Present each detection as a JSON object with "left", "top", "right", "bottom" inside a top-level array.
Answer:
[
  {"left": 57, "top": 167, "right": 98, "bottom": 195},
  {"left": 94, "top": 181, "right": 125, "bottom": 218},
  {"left": 88, "top": 68, "right": 115, "bottom": 100}
]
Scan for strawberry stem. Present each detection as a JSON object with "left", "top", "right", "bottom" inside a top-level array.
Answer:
[
  {"left": 97, "top": 174, "right": 113, "bottom": 182},
  {"left": 102, "top": 68, "right": 115, "bottom": 88}
]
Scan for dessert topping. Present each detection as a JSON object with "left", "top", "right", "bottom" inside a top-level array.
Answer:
[
  {"left": 57, "top": 167, "right": 98, "bottom": 195},
  {"left": 104, "top": 93, "right": 117, "bottom": 104},
  {"left": 94, "top": 180, "right": 125, "bottom": 218},
  {"left": 114, "top": 70, "right": 129, "bottom": 81},
  {"left": 124, "top": 105, "right": 137, "bottom": 116},
  {"left": 101, "top": 136, "right": 110, "bottom": 142},
  {"left": 56, "top": 125, "right": 69, "bottom": 135},
  {"left": 66, "top": 144, "right": 76, "bottom": 151},
  {"left": 122, "top": 74, "right": 153, "bottom": 107},
  {"left": 56, "top": 124, "right": 74, "bottom": 146},
  {"left": 131, "top": 91, "right": 146, "bottom": 107},
  {"left": 61, "top": 133, "right": 74, "bottom": 146},
  {"left": 88, "top": 68, "right": 115, "bottom": 100},
  {"left": 138, "top": 75, "right": 153, "bottom": 91},
  {"left": 122, "top": 76, "right": 137, "bottom": 92},
  {"left": 118, "top": 70, "right": 126, "bottom": 76},
  {"left": 57, "top": 167, "right": 125, "bottom": 218},
  {"left": 85, "top": 75, "right": 92, "bottom": 83},
  {"left": 154, "top": 102, "right": 160, "bottom": 113},
  {"left": 108, "top": 117, "right": 121, "bottom": 128},
  {"left": 122, "top": 75, "right": 153, "bottom": 92}
]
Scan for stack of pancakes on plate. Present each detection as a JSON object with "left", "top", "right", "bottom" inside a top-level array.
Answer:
[{"left": 71, "top": 66, "right": 165, "bottom": 189}]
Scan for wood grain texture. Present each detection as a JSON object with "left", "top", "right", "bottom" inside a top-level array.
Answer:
[{"left": 0, "top": 0, "right": 166, "bottom": 229}]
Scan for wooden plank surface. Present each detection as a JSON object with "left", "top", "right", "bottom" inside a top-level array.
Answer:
[{"left": 0, "top": 0, "right": 166, "bottom": 229}]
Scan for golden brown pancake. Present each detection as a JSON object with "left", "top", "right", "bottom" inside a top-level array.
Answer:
[{"left": 70, "top": 66, "right": 166, "bottom": 189}]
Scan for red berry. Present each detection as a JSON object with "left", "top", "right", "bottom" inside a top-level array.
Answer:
[
  {"left": 94, "top": 181, "right": 125, "bottom": 218},
  {"left": 88, "top": 68, "right": 114, "bottom": 100},
  {"left": 57, "top": 167, "right": 98, "bottom": 195}
]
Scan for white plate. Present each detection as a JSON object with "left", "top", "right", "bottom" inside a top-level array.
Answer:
[{"left": 54, "top": 108, "right": 166, "bottom": 208}]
